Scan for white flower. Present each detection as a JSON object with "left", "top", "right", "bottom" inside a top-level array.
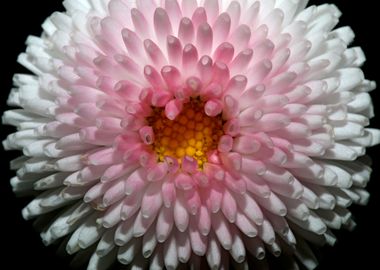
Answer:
[{"left": 2, "top": 0, "right": 378, "bottom": 269}]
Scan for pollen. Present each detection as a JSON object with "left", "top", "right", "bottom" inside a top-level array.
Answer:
[{"left": 147, "top": 98, "right": 224, "bottom": 169}]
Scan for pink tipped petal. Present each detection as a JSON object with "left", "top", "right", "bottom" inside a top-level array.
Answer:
[
  {"left": 233, "top": 136, "right": 261, "bottom": 154},
  {"left": 191, "top": 7, "right": 207, "bottom": 29},
  {"left": 236, "top": 194, "right": 264, "bottom": 226},
  {"left": 182, "top": 43, "right": 199, "bottom": 72},
  {"left": 211, "top": 211, "right": 233, "bottom": 250},
  {"left": 205, "top": 99, "right": 223, "bottom": 117},
  {"left": 184, "top": 189, "right": 201, "bottom": 215},
  {"left": 151, "top": 90, "right": 172, "bottom": 107},
  {"left": 174, "top": 197, "right": 190, "bottom": 232},
  {"left": 247, "top": 59, "right": 273, "bottom": 85},
  {"left": 226, "top": 1, "right": 241, "bottom": 30},
  {"left": 213, "top": 62, "right": 230, "bottom": 87},
  {"left": 161, "top": 65, "right": 182, "bottom": 90},
  {"left": 205, "top": 184, "right": 223, "bottom": 213},
  {"left": 203, "top": 82, "right": 223, "bottom": 99},
  {"left": 139, "top": 126, "right": 154, "bottom": 145},
  {"left": 147, "top": 163, "right": 168, "bottom": 182},
  {"left": 165, "top": 0, "right": 182, "bottom": 25},
  {"left": 141, "top": 182, "right": 163, "bottom": 219},
  {"left": 206, "top": 233, "right": 222, "bottom": 269},
  {"left": 182, "top": 156, "right": 198, "bottom": 174},
  {"left": 186, "top": 76, "right": 202, "bottom": 96},
  {"left": 176, "top": 230, "right": 191, "bottom": 263},
  {"left": 194, "top": 172, "right": 209, "bottom": 187},
  {"left": 252, "top": 39, "right": 275, "bottom": 65},
  {"left": 196, "top": 22, "right": 213, "bottom": 55},
  {"left": 189, "top": 220, "right": 208, "bottom": 256},
  {"left": 130, "top": 8, "right": 150, "bottom": 38},
  {"left": 144, "top": 65, "right": 165, "bottom": 89},
  {"left": 165, "top": 99, "right": 183, "bottom": 120},
  {"left": 144, "top": 39, "right": 167, "bottom": 67},
  {"left": 196, "top": 205, "right": 211, "bottom": 236},
  {"left": 224, "top": 75, "right": 247, "bottom": 100},
  {"left": 204, "top": 163, "right": 225, "bottom": 182},
  {"left": 230, "top": 48, "right": 254, "bottom": 75},
  {"left": 220, "top": 152, "right": 242, "bottom": 173},
  {"left": 161, "top": 180, "right": 176, "bottom": 208},
  {"left": 181, "top": 0, "right": 197, "bottom": 17},
  {"left": 213, "top": 13, "right": 231, "bottom": 46},
  {"left": 203, "top": 0, "right": 219, "bottom": 22},
  {"left": 239, "top": 85, "right": 266, "bottom": 110},
  {"left": 218, "top": 135, "right": 233, "bottom": 153},
  {"left": 167, "top": 35, "right": 183, "bottom": 66},
  {"left": 213, "top": 42, "right": 234, "bottom": 64},
  {"left": 175, "top": 173, "right": 195, "bottom": 190},
  {"left": 122, "top": 28, "right": 143, "bottom": 57},
  {"left": 178, "top": 17, "right": 195, "bottom": 45},
  {"left": 222, "top": 95, "right": 239, "bottom": 119},
  {"left": 156, "top": 206, "right": 174, "bottom": 243},
  {"left": 230, "top": 24, "right": 251, "bottom": 52},
  {"left": 164, "top": 156, "right": 180, "bottom": 175},
  {"left": 197, "top": 55, "right": 214, "bottom": 85},
  {"left": 224, "top": 172, "right": 247, "bottom": 195},
  {"left": 222, "top": 189, "right": 238, "bottom": 223},
  {"left": 239, "top": 107, "right": 263, "bottom": 127},
  {"left": 154, "top": 8, "right": 173, "bottom": 43}
]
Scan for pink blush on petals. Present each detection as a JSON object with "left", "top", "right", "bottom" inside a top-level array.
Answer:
[{"left": 2, "top": 1, "right": 379, "bottom": 270}]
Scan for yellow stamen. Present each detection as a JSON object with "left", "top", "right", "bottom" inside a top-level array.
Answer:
[{"left": 147, "top": 98, "right": 224, "bottom": 169}]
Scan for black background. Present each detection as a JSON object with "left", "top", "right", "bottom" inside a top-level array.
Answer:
[{"left": 0, "top": 1, "right": 379, "bottom": 269}]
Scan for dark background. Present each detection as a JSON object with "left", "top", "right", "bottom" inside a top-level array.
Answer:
[{"left": 0, "top": 1, "right": 379, "bottom": 269}]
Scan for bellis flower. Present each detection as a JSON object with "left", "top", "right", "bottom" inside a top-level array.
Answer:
[{"left": 2, "top": 0, "right": 379, "bottom": 269}]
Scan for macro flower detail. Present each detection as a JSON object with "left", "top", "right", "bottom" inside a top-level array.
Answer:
[{"left": 2, "top": 0, "right": 378, "bottom": 269}]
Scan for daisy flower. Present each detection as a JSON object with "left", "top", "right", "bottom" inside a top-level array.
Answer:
[{"left": 2, "top": 0, "right": 378, "bottom": 269}]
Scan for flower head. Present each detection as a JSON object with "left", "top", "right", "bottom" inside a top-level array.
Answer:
[{"left": 3, "top": 0, "right": 379, "bottom": 269}]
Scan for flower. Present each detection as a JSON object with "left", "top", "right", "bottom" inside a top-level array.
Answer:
[{"left": 2, "top": 0, "right": 378, "bottom": 269}]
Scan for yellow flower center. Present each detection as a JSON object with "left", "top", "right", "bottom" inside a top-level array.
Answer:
[{"left": 148, "top": 98, "right": 224, "bottom": 169}]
